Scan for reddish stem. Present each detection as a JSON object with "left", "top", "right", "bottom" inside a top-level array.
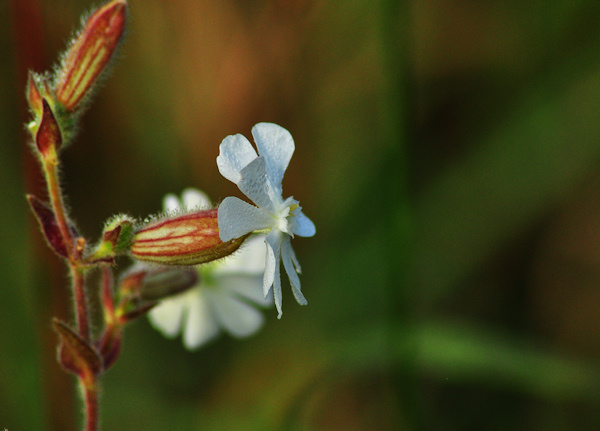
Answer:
[
  {"left": 72, "top": 267, "right": 90, "bottom": 342},
  {"left": 83, "top": 382, "right": 99, "bottom": 431}
]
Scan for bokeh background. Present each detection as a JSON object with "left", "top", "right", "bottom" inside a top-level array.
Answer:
[{"left": 2, "top": 0, "right": 600, "bottom": 429}]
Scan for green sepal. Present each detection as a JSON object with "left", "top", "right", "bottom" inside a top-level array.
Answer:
[{"left": 89, "top": 214, "right": 135, "bottom": 262}]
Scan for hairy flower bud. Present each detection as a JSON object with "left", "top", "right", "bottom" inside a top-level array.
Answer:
[
  {"left": 27, "top": 72, "right": 44, "bottom": 117},
  {"left": 54, "top": 0, "right": 127, "bottom": 112},
  {"left": 119, "top": 266, "right": 198, "bottom": 301},
  {"left": 35, "top": 99, "right": 62, "bottom": 160},
  {"left": 89, "top": 214, "right": 135, "bottom": 262},
  {"left": 138, "top": 268, "right": 199, "bottom": 301},
  {"left": 131, "top": 210, "right": 248, "bottom": 266}
]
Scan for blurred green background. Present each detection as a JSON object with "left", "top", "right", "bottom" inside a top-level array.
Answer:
[{"left": 3, "top": 0, "right": 600, "bottom": 429}]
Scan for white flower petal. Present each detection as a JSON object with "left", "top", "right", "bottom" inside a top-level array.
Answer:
[
  {"left": 183, "top": 290, "right": 220, "bottom": 350},
  {"left": 273, "top": 261, "right": 283, "bottom": 319},
  {"left": 217, "top": 134, "right": 258, "bottom": 185},
  {"left": 219, "top": 274, "right": 271, "bottom": 306},
  {"left": 265, "top": 229, "right": 284, "bottom": 318},
  {"left": 252, "top": 123, "right": 295, "bottom": 193},
  {"left": 181, "top": 188, "right": 211, "bottom": 210},
  {"left": 163, "top": 194, "right": 181, "bottom": 213},
  {"left": 238, "top": 157, "right": 276, "bottom": 213},
  {"left": 216, "top": 236, "right": 266, "bottom": 276},
  {"left": 290, "top": 209, "right": 316, "bottom": 237},
  {"left": 209, "top": 290, "right": 265, "bottom": 338},
  {"left": 218, "top": 197, "right": 275, "bottom": 242},
  {"left": 148, "top": 295, "right": 186, "bottom": 337},
  {"left": 288, "top": 240, "right": 302, "bottom": 274},
  {"left": 281, "top": 236, "right": 307, "bottom": 305},
  {"left": 262, "top": 231, "right": 279, "bottom": 297}
]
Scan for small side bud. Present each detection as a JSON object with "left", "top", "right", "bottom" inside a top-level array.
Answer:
[
  {"left": 99, "top": 332, "right": 121, "bottom": 370},
  {"left": 96, "top": 319, "right": 122, "bottom": 371},
  {"left": 35, "top": 99, "right": 62, "bottom": 160},
  {"left": 53, "top": 318, "right": 102, "bottom": 380},
  {"left": 131, "top": 210, "right": 248, "bottom": 265},
  {"left": 27, "top": 72, "right": 44, "bottom": 117},
  {"left": 54, "top": 0, "right": 127, "bottom": 112},
  {"left": 89, "top": 215, "right": 135, "bottom": 262},
  {"left": 28, "top": 195, "right": 70, "bottom": 258}
]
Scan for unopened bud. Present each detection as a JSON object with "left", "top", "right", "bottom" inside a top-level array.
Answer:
[
  {"left": 131, "top": 210, "right": 248, "bottom": 265},
  {"left": 35, "top": 99, "right": 62, "bottom": 160},
  {"left": 119, "top": 266, "right": 197, "bottom": 301},
  {"left": 54, "top": 0, "right": 127, "bottom": 112},
  {"left": 98, "top": 330, "right": 121, "bottom": 371},
  {"left": 90, "top": 215, "right": 135, "bottom": 262},
  {"left": 27, "top": 72, "right": 44, "bottom": 117},
  {"left": 138, "top": 267, "right": 198, "bottom": 301},
  {"left": 114, "top": 266, "right": 196, "bottom": 323}
]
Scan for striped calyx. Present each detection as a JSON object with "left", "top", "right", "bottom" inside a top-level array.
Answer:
[{"left": 131, "top": 210, "right": 247, "bottom": 266}]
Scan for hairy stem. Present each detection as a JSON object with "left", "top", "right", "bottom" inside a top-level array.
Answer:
[
  {"left": 43, "top": 159, "right": 92, "bottom": 343},
  {"left": 83, "top": 380, "right": 99, "bottom": 431},
  {"left": 72, "top": 266, "right": 90, "bottom": 342},
  {"left": 44, "top": 159, "right": 75, "bottom": 254}
]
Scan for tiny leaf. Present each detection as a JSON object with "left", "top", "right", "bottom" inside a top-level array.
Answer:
[
  {"left": 53, "top": 319, "right": 102, "bottom": 377},
  {"left": 27, "top": 195, "right": 69, "bottom": 258}
]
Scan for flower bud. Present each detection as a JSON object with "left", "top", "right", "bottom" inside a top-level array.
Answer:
[
  {"left": 137, "top": 267, "right": 198, "bottom": 301},
  {"left": 131, "top": 210, "right": 248, "bottom": 265},
  {"left": 35, "top": 99, "right": 62, "bottom": 161},
  {"left": 113, "top": 267, "right": 196, "bottom": 323},
  {"left": 27, "top": 72, "right": 44, "bottom": 117},
  {"left": 98, "top": 330, "right": 121, "bottom": 371},
  {"left": 54, "top": 0, "right": 127, "bottom": 112},
  {"left": 119, "top": 266, "right": 198, "bottom": 300},
  {"left": 89, "top": 214, "right": 135, "bottom": 262}
]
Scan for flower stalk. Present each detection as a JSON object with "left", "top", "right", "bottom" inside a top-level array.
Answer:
[{"left": 25, "top": 1, "right": 314, "bottom": 429}]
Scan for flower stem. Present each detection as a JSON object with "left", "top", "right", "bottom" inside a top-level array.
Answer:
[
  {"left": 44, "top": 159, "right": 74, "bottom": 254},
  {"left": 43, "top": 158, "right": 92, "bottom": 342},
  {"left": 83, "top": 380, "right": 99, "bottom": 431},
  {"left": 72, "top": 266, "right": 90, "bottom": 342}
]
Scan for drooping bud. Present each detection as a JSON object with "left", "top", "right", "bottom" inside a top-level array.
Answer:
[
  {"left": 118, "top": 266, "right": 197, "bottom": 301},
  {"left": 54, "top": 0, "right": 127, "bottom": 112},
  {"left": 119, "top": 302, "right": 158, "bottom": 323},
  {"left": 53, "top": 318, "right": 102, "bottom": 380},
  {"left": 28, "top": 194, "right": 71, "bottom": 258},
  {"left": 35, "top": 99, "right": 62, "bottom": 160},
  {"left": 131, "top": 210, "right": 248, "bottom": 265},
  {"left": 138, "top": 267, "right": 198, "bottom": 301}
]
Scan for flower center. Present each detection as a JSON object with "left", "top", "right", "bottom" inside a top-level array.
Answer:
[
  {"left": 276, "top": 206, "right": 291, "bottom": 233},
  {"left": 274, "top": 199, "right": 299, "bottom": 235}
]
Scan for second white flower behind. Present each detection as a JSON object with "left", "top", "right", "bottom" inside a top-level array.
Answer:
[{"left": 148, "top": 188, "right": 270, "bottom": 350}]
